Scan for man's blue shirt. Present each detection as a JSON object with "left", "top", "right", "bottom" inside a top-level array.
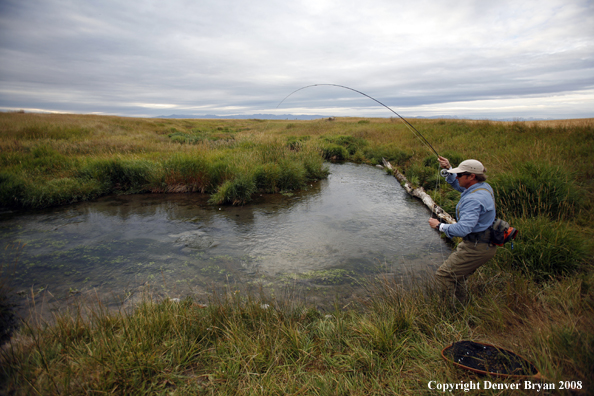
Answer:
[{"left": 440, "top": 173, "right": 496, "bottom": 239}]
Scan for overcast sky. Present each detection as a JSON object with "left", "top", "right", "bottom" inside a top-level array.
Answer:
[{"left": 1, "top": 0, "right": 593, "bottom": 119}]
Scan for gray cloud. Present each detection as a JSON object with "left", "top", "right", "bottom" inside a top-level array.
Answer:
[{"left": 1, "top": 0, "right": 593, "bottom": 119}]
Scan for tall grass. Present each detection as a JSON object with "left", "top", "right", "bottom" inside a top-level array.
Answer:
[
  {"left": 77, "top": 158, "right": 156, "bottom": 193},
  {"left": 0, "top": 244, "right": 23, "bottom": 347},
  {"left": 494, "top": 216, "right": 591, "bottom": 280},
  {"left": 1, "top": 269, "right": 592, "bottom": 395},
  {"left": 1, "top": 113, "right": 593, "bottom": 394},
  {"left": 159, "top": 153, "right": 220, "bottom": 193},
  {"left": 0, "top": 115, "right": 330, "bottom": 207},
  {"left": 2, "top": 114, "right": 592, "bottom": 210},
  {"left": 491, "top": 162, "right": 584, "bottom": 220},
  {"left": 209, "top": 172, "right": 257, "bottom": 205}
]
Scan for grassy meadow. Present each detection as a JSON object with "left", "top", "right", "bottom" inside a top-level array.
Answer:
[{"left": 0, "top": 112, "right": 593, "bottom": 394}]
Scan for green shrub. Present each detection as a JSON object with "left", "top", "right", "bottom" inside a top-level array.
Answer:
[
  {"left": 228, "top": 149, "right": 314, "bottom": 196},
  {"left": 163, "top": 154, "right": 208, "bottom": 176},
  {"left": 160, "top": 154, "right": 219, "bottom": 192},
  {"left": 441, "top": 189, "right": 460, "bottom": 215},
  {"left": 278, "top": 160, "right": 307, "bottom": 191},
  {"left": 168, "top": 132, "right": 190, "bottom": 144},
  {"left": 492, "top": 162, "right": 583, "bottom": 220},
  {"left": 429, "top": 187, "right": 458, "bottom": 215},
  {"left": 321, "top": 135, "right": 368, "bottom": 155},
  {"left": 0, "top": 173, "right": 102, "bottom": 208},
  {"left": 162, "top": 155, "right": 191, "bottom": 177},
  {"left": 286, "top": 136, "right": 310, "bottom": 151},
  {"left": 405, "top": 164, "right": 439, "bottom": 190},
  {"left": 253, "top": 163, "right": 281, "bottom": 193},
  {"left": 321, "top": 144, "right": 348, "bottom": 161},
  {"left": 27, "top": 178, "right": 102, "bottom": 207},
  {"left": 300, "top": 150, "right": 329, "bottom": 180},
  {"left": 207, "top": 160, "right": 232, "bottom": 192},
  {"left": 77, "top": 158, "right": 155, "bottom": 193},
  {"left": 351, "top": 150, "right": 367, "bottom": 163},
  {"left": 0, "top": 172, "right": 28, "bottom": 207},
  {"left": 422, "top": 151, "right": 464, "bottom": 169},
  {"left": 25, "top": 145, "right": 73, "bottom": 175},
  {"left": 495, "top": 216, "right": 590, "bottom": 281},
  {"left": 258, "top": 143, "right": 286, "bottom": 163},
  {"left": 208, "top": 173, "right": 257, "bottom": 205},
  {"left": 363, "top": 145, "right": 411, "bottom": 166}
]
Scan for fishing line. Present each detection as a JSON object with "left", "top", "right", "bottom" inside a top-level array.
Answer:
[
  {"left": 277, "top": 84, "right": 449, "bottom": 267},
  {"left": 276, "top": 84, "right": 440, "bottom": 158},
  {"left": 433, "top": 166, "right": 448, "bottom": 263}
]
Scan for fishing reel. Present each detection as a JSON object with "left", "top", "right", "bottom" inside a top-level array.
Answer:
[{"left": 440, "top": 169, "right": 449, "bottom": 177}]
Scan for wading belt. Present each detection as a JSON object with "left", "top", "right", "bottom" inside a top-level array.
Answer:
[{"left": 463, "top": 228, "right": 491, "bottom": 244}]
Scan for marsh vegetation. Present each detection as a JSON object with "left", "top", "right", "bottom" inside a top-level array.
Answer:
[{"left": 1, "top": 113, "right": 593, "bottom": 394}]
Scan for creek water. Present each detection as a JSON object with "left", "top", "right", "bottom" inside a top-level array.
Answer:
[{"left": 1, "top": 163, "right": 449, "bottom": 314}]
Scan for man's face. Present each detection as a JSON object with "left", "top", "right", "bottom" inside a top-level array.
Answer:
[{"left": 456, "top": 173, "right": 475, "bottom": 188}]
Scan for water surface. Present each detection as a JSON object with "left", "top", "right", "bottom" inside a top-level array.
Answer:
[{"left": 1, "top": 163, "right": 449, "bottom": 311}]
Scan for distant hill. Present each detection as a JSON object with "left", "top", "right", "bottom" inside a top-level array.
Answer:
[
  {"left": 155, "top": 113, "right": 553, "bottom": 122},
  {"left": 155, "top": 114, "right": 331, "bottom": 120}
]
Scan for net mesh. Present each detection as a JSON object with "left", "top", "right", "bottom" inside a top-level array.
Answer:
[{"left": 443, "top": 341, "right": 538, "bottom": 376}]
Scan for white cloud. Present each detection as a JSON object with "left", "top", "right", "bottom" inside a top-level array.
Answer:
[
  {"left": 411, "top": 89, "right": 594, "bottom": 119},
  {"left": 0, "top": 0, "right": 592, "bottom": 119}
]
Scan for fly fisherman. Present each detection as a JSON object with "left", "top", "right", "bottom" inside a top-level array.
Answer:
[{"left": 428, "top": 156, "right": 497, "bottom": 304}]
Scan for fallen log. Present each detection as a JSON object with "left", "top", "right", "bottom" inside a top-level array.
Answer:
[{"left": 382, "top": 158, "right": 456, "bottom": 225}]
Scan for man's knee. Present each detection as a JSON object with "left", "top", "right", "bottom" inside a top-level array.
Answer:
[{"left": 435, "top": 267, "right": 457, "bottom": 291}]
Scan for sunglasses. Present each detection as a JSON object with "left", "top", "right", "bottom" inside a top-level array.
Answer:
[{"left": 456, "top": 173, "right": 472, "bottom": 178}]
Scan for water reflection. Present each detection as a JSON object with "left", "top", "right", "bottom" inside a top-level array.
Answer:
[{"left": 1, "top": 163, "right": 448, "bottom": 311}]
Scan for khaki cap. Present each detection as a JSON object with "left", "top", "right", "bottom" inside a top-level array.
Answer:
[{"left": 447, "top": 159, "right": 486, "bottom": 175}]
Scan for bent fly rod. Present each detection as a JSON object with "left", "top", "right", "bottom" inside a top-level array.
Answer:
[{"left": 277, "top": 84, "right": 440, "bottom": 158}]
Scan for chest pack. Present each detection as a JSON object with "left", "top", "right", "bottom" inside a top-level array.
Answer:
[{"left": 471, "top": 187, "right": 519, "bottom": 248}]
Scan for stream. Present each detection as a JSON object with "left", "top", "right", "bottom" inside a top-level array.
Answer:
[{"left": 0, "top": 163, "right": 449, "bottom": 315}]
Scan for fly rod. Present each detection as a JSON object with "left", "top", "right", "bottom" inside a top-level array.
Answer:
[{"left": 277, "top": 84, "right": 440, "bottom": 158}]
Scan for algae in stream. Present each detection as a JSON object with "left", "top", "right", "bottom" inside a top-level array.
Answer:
[{"left": 283, "top": 269, "right": 357, "bottom": 285}]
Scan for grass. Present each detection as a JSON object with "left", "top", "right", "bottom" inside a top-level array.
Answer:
[
  {"left": 1, "top": 113, "right": 593, "bottom": 394},
  {"left": 0, "top": 114, "right": 329, "bottom": 208},
  {"left": 0, "top": 272, "right": 592, "bottom": 395},
  {"left": 2, "top": 114, "right": 592, "bottom": 209}
]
